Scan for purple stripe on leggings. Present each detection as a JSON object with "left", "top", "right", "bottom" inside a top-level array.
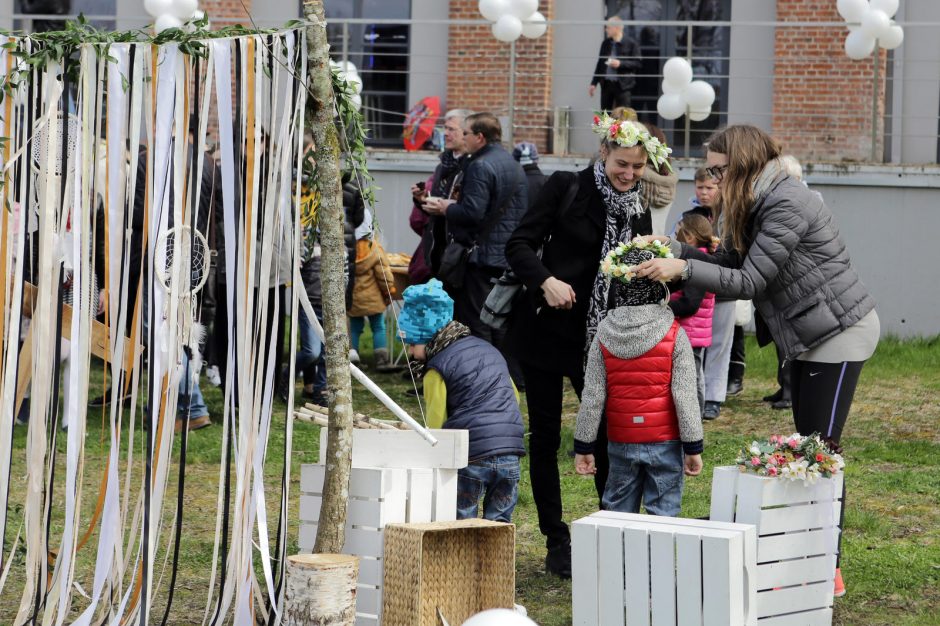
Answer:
[{"left": 827, "top": 362, "right": 849, "bottom": 438}]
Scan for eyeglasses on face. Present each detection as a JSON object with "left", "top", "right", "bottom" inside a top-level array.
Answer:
[
  {"left": 462, "top": 129, "right": 478, "bottom": 137},
  {"left": 705, "top": 164, "right": 729, "bottom": 181}
]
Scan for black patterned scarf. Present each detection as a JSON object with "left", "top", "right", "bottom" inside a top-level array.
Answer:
[
  {"left": 408, "top": 320, "right": 471, "bottom": 380},
  {"left": 585, "top": 160, "right": 646, "bottom": 355}
]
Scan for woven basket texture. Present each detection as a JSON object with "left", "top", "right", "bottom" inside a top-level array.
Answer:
[{"left": 381, "top": 519, "right": 515, "bottom": 625}]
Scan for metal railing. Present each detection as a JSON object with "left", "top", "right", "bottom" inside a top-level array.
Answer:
[{"left": 8, "top": 14, "right": 940, "bottom": 164}]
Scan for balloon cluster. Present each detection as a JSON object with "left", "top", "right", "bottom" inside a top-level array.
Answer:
[
  {"left": 655, "top": 57, "right": 716, "bottom": 122},
  {"left": 479, "top": 0, "right": 547, "bottom": 43},
  {"left": 838, "top": 0, "right": 904, "bottom": 59},
  {"left": 331, "top": 60, "right": 363, "bottom": 111},
  {"left": 144, "top": 0, "right": 205, "bottom": 33}
]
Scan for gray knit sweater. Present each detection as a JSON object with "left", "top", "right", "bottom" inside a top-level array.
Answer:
[{"left": 574, "top": 305, "right": 704, "bottom": 455}]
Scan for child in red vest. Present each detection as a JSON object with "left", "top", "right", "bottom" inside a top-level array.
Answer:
[
  {"left": 574, "top": 241, "right": 703, "bottom": 516},
  {"left": 668, "top": 213, "right": 718, "bottom": 419}
]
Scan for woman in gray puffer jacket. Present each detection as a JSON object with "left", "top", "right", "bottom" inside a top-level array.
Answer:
[{"left": 636, "top": 125, "right": 879, "bottom": 596}]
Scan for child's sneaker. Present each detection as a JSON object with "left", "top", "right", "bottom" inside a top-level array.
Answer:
[{"left": 833, "top": 568, "right": 846, "bottom": 597}]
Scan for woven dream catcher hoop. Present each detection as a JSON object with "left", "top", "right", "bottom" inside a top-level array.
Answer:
[{"left": 155, "top": 224, "right": 210, "bottom": 370}]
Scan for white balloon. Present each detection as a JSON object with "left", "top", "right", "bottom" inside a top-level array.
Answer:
[
  {"left": 462, "top": 608, "right": 538, "bottom": 626},
  {"left": 662, "top": 57, "right": 693, "bottom": 88},
  {"left": 860, "top": 9, "right": 890, "bottom": 37},
  {"left": 657, "top": 93, "right": 687, "bottom": 120},
  {"left": 507, "top": 0, "right": 539, "bottom": 20},
  {"left": 169, "top": 0, "right": 198, "bottom": 20},
  {"left": 479, "top": 0, "right": 510, "bottom": 22},
  {"left": 521, "top": 11, "right": 547, "bottom": 38},
  {"left": 689, "top": 106, "right": 711, "bottom": 122},
  {"left": 844, "top": 29, "right": 876, "bottom": 59},
  {"left": 143, "top": 0, "right": 173, "bottom": 18},
  {"left": 870, "top": 0, "right": 899, "bottom": 18},
  {"left": 346, "top": 72, "right": 363, "bottom": 95},
  {"left": 351, "top": 94, "right": 362, "bottom": 111},
  {"left": 154, "top": 13, "right": 184, "bottom": 32},
  {"left": 879, "top": 23, "right": 904, "bottom": 49},
  {"left": 661, "top": 80, "right": 684, "bottom": 95},
  {"left": 684, "top": 80, "right": 715, "bottom": 109},
  {"left": 836, "top": 0, "right": 869, "bottom": 23},
  {"left": 492, "top": 14, "right": 523, "bottom": 42}
]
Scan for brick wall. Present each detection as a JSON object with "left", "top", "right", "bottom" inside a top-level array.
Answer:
[
  {"left": 446, "top": 0, "right": 554, "bottom": 152},
  {"left": 772, "top": 0, "right": 886, "bottom": 162},
  {"left": 203, "top": 0, "right": 253, "bottom": 24}
]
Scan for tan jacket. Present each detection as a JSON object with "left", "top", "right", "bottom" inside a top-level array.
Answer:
[
  {"left": 640, "top": 167, "right": 679, "bottom": 210},
  {"left": 348, "top": 238, "right": 396, "bottom": 317}
]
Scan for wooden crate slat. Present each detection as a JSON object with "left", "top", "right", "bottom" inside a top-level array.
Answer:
[
  {"left": 622, "top": 526, "right": 652, "bottom": 626},
  {"left": 757, "top": 528, "right": 841, "bottom": 563},
  {"left": 675, "top": 533, "right": 703, "bottom": 626},
  {"left": 597, "top": 524, "right": 626, "bottom": 626},
  {"left": 756, "top": 582, "right": 833, "bottom": 619},
  {"left": 756, "top": 554, "right": 834, "bottom": 591},
  {"left": 572, "top": 520, "right": 600, "bottom": 626},
  {"left": 757, "top": 607, "right": 833, "bottom": 625},
  {"left": 317, "top": 428, "right": 469, "bottom": 469},
  {"left": 649, "top": 529, "right": 677, "bottom": 626}
]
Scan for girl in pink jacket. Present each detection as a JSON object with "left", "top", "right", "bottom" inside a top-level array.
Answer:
[{"left": 668, "top": 214, "right": 718, "bottom": 418}]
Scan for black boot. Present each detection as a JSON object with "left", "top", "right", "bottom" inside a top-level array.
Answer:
[{"left": 545, "top": 540, "right": 572, "bottom": 579}]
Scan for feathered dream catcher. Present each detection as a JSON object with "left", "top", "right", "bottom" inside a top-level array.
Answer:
[{"left": 0, "top": 25, "right": 307, "bottom": 624}]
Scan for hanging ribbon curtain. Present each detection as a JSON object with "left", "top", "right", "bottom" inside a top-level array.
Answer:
[{"left": 0, "top": 29, "right": 308, "bottom": 624}]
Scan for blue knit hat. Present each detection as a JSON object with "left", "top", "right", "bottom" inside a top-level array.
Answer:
[
  {"left": 398, "top": 279, "right": 454, "bottom": 344},
  {"left": 512, "top": 141, "right": 539, "bottom": 166}
]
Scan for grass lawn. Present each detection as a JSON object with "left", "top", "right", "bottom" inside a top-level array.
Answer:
[{"left": 2, "top": 334, "right": 938, "bottom": 624}]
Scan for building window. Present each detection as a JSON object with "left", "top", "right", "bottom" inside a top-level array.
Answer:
[
  {"left": 15, "top": 0, "right": 115, "bottom": 32},
  {"left": 606, "top": 0, "right": 730, "bottom": 157},
  {"left": 324, "top": 0, "right": 411, "bottom": 147}
]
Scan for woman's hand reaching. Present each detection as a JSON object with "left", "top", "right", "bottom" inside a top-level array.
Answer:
[
  {"left": 541, "top": 276, "right": 576, "bottom": 309},
  {"left": 635, "top": 257, "right": 687, "bottom": 283}
]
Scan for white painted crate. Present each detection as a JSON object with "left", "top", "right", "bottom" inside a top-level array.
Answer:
[
  {"left": 710, "top": 466, "right": 844, "bottom": 625},
  {"left": 572, "top": 511, "right": 757, "bottom": 626},
  {"left": 299, "top": 429, "right": 468, "bottom": 626}
]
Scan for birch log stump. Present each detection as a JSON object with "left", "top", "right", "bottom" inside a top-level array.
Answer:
[
  {"left": 303, "top": 0, "right": 356, "bottom": 555},
  {"left": 284, "top": 554, "right": 359, "bottom": 625}
]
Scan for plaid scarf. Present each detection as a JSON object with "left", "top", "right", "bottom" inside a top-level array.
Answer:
[{"left": 408, "top": 320, "right": 471, "bottom": 380}]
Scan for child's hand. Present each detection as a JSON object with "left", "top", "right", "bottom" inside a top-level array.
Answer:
[
  {"left": 575, "top": 453, "right": 596, "bottom": 475},
  {"left": 684, "top": 453, "right": 703, "bottom": 476}
]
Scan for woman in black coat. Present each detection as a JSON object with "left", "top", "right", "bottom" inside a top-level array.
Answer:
[{"left": 505, "top": 116, "right": 670, "bottom": 578}]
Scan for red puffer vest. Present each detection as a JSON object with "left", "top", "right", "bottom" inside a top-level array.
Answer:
[
  {"left": 601, "top": 320, "right": 681, "bottom": 444},
  {"left": 669, "top": 247, "right": 715, "bottom": 348}
]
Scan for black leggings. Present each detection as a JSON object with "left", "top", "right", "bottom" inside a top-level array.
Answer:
[
  {"left": 790, "top": 359, "right": 865, "bottom": 446},
  {"left": 790, "top": 358, "right": 866, "bottom": 568},
  {"left": 522, "top": 361, "right": 608, "bottom": 550}
]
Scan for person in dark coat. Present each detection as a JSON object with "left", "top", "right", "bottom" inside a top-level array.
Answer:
[
  {"left": 341, "top": 173, "right": 366, "bottom": 308},
  {"left": 635, "top": 125, "right": 880, "bottom": 599},
  {"left": 505, "top": 116, "right": 665, "bottom": 578},
  {"left": 512, "top": 141, "right": 546, "bottom": 210},
  {"left": 589, "top": 16, "right": 642, "bottom": 110},
  {"left": 409, "top": 109, "right": 473, "bottom": 283},
  {"left": 423, "top": 112, "right": 527, "bottom": 346}
]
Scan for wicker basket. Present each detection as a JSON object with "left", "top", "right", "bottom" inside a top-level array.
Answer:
[{"left": 382, "top": 519, "right": 515, "bottom": 626}]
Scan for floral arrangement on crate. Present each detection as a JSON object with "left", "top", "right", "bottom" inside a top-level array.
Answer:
[
  {"left": 736, "top": 433, "right": 845, "bottom": 484},
  {"left": 600, "top": 239, "right": 673, "bottom": 283}
]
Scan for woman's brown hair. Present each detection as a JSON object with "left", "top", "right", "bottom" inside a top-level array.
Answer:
[
  {"left": 675, "top": 213, "right": 714, "bottom": 249},
  {"left": 705, "top": 125, "right": 781, "bottom": 253}
]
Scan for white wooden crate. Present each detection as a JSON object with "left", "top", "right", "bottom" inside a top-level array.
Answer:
[
  {"left": 572, "top": 511, "right": 757, "bottom": 626},
  {"left": 710, "top": 466, "right": 844, "bottom": 625},
  {"left": 299, "top": 429, "right": 468, "bottom": 625}
]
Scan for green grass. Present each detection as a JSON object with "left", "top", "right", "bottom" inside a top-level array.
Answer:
[{"left": 2, "top": 335, "right": 939, "bottom": 624}]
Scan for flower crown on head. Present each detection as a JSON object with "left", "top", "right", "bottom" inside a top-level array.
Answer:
[
  {"left": 600, "top": 238, "right": 674, "bottom": 283},
  {"left": 592, "top": 112, "right": 674, "bottom": 173}
]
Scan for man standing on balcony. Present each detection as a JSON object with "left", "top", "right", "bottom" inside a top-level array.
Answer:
[{"left": 589, "top": 16, "right": 642, "bottom": 110}]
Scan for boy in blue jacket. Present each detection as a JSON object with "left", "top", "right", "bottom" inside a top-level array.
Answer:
[{"left": 399, "top": 279, "right": 526, "bottom": 523}]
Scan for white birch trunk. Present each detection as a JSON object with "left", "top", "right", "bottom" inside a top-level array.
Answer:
[
  {"left": 283, "top": 554, "right": 359, "bottom": 626},
  {"left": 302, "top": 0, "right": 356, "bottom": 555}
]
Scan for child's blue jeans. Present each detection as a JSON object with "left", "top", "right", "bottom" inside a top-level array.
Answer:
[
  {"left": 602, "top": 441, "right": 684, "bottom": 517},
  {"left": 456, "top": 454, "right": 521, "bottom": 523}
]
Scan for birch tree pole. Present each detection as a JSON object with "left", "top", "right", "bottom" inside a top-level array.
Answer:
[{"left": 303, "top": 0, "right": 355, "bottom": 555}]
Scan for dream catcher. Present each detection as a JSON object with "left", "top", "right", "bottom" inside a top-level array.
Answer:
[{"left": 155, "top": 223, "right": 210, "bottom": 380}]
